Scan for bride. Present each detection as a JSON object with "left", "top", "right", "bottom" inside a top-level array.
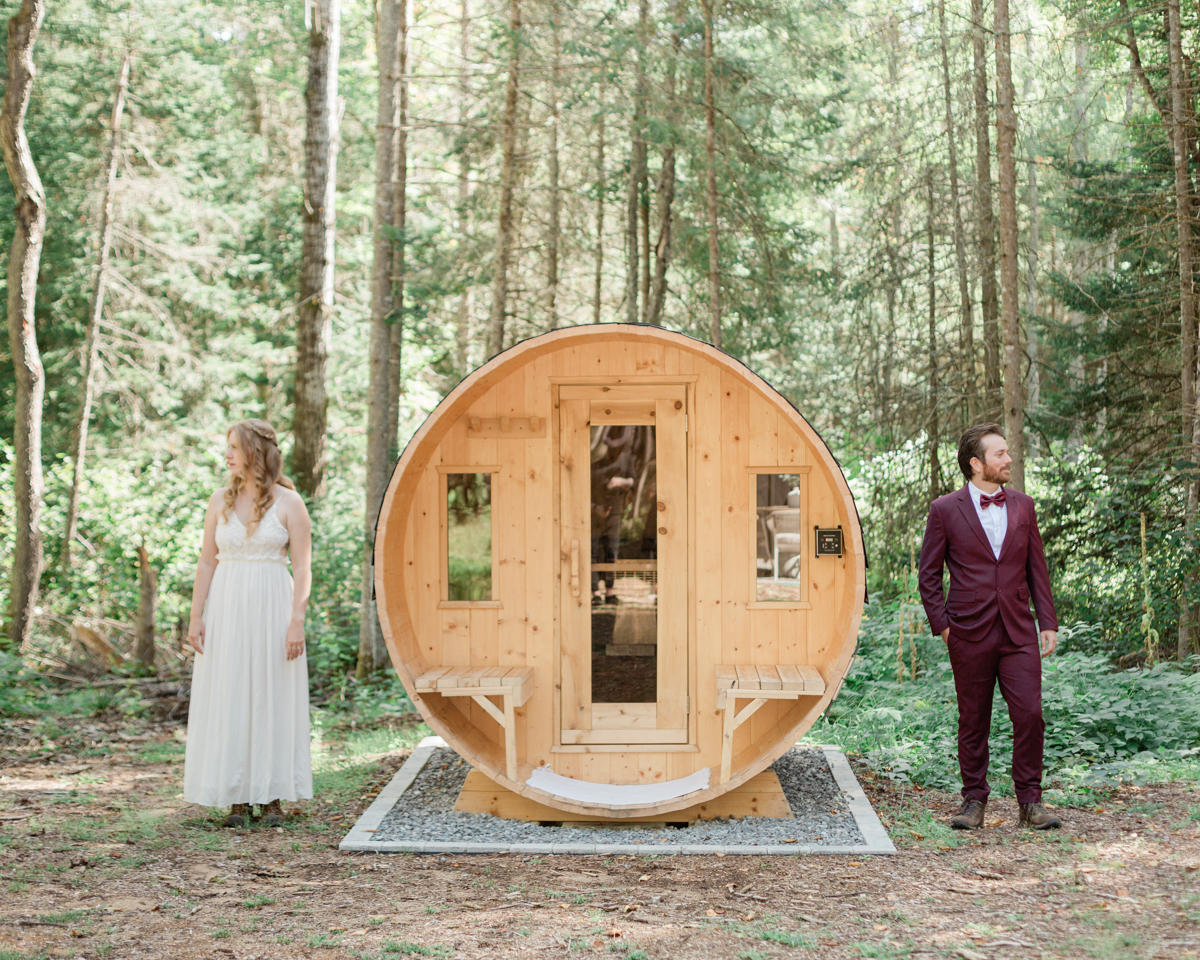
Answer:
[{"left": 183, "top": 420, "right": 314, "bottom": 827}]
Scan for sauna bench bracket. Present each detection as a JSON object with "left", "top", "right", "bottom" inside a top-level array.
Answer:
[
  {"left": 414, "top": 667, "right": 534, "bottom": 782},
  {"left": 715, "top": 664, "right": 826, "bottom": 784}
]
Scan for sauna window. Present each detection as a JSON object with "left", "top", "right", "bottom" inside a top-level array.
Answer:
[
  {"left": 446, "top": 472, "right": 493, "bottom": 602},
  {"left": 755, "top": 473, "right": 802, "bottom": 602},
  {"left": 590, "top": 424, "right": 657, "bottom": 703}
]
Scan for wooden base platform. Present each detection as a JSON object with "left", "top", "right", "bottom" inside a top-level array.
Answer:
[{"left": 454, "top": 769, "right": 793, "bottom": 823}]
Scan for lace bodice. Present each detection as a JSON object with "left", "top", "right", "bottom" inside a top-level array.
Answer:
[{"left": 216, "top": 500, "right": 290, "bottom": 564}]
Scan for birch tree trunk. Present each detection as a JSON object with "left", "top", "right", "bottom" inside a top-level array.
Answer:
[
  {"left": 2, "top": 0, "right": 48, "bottom": 649},
  {"left": 454, "top": 0, "right": 471, "bottom": 371},
  {"left": 702, "top": 0, "right": 721, "bottom": 349},
  {"left": 625, "top": 0, "right": 648, "bottom": 324},
  {"left": 647, "top": 5, "right": 682, "bottom": 328},
  {"left": 593, "top": 79, "right": 606, "bottom": 324},
  {"left": 1167, "top": 0, "right": 1197, "bottom": 660},
  {"left": 995, "top": 0, "right": 1024, "bottom": 490},
  {"left": 927, "top": 171, "right": 941, "bottom": 503},
  {"left": 359, "top": 0, "right": 400, "bottom": 680},
  {"left": 1023, "top": 38, "right": 1040, "bottom": 449},
  {"left": 546, "top": 0, "right": 561, "bottom": 330},
  {"left": 293, "top": 0, "right": 341, "bottom": 498},
  {"left": 937, "top": 0, "right": 976, "bottom": 425},
  {"left": 488, "top": 0, "right": 520, "bottom": 357},
  {"left": 387, "top": 0, "right": 408, "bottom": 460},
  {"left": 63, "top": 51, "right": 130, "bottom": 570},
  {"left": 971, "top": 0, "right": 1001, "bottom": 418}
]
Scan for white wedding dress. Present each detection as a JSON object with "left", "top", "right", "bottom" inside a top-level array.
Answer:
[{"left": 184, "top": 500, "right": 313, "bottom": 806}]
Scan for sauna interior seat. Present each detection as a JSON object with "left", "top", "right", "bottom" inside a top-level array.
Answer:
[{"left": 526, "top": 766, "right": 711, "bottom": 807}]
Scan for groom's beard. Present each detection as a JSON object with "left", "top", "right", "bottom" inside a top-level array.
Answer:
[{"left": 982, "top": 462, "right": 1010, "bottom": 485}]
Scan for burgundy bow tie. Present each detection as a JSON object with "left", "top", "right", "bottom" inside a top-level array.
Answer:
[{"left": 979, "top": 489, "right": 1006, "bottom": 509}]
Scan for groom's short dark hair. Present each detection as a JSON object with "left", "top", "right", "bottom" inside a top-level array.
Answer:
[{"left": 957, "top": 423, "right": 1004, "bottom": 481}]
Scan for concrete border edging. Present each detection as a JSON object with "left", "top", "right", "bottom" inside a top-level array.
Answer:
[{"left": 339, "top": 737, "right": 895, "bottom": 856}]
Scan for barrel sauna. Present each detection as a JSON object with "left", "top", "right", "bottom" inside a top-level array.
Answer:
[{"left": 375, "top": 325, "right": 865, "bottom": 819}]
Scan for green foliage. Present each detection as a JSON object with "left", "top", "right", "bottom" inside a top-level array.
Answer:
[
  {"left": 812, "top": 603, "right": 1200, "bottom": 792},
  {"left": 381, "top": 942, "right": 453, "bottom": 958}
]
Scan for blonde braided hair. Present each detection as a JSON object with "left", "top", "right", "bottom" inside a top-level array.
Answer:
[{"left": 222, "top": 420, "right": 296, "bottom": 536}]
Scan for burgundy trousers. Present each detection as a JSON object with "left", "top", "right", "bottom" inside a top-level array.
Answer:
[{"left": 946, "top": 618, "right": 1044, "bottom": 805}]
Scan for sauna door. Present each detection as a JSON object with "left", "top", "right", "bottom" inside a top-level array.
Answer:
[{"left": 558, "top": 384, "right": 689, "bottom": 745}]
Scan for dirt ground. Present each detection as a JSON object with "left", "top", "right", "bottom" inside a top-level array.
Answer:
[{"left": 1, "top": 716, "right": 1198, "bottom": 960}]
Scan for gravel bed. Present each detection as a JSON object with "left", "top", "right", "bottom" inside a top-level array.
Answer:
[{"left": 371, "top": 747, "right": 865, "bottom": 847}]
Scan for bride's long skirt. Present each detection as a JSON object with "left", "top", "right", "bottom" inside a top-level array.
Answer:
[{"left": 183, "top": 560, "right": 312, "bottom": 806}]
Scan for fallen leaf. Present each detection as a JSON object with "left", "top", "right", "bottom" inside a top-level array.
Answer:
[
  {"left": 591, "top": 941, "right": 605, "bottom": 951},
  {"left": 956, "top": 950, "right": 988, "bottom": 960},
  {"left": 782, "top": 838, "right": 798, "bottom": 844},
  {"left": 622, "top": 903, "right": 640, "bottom": 914},
  {"left": 1116, "top": 888, "right": 1130, "bottom": 898},
  {"left": 68, "top": 928, "right": 86, "bottom": 938},
  {"left": 705, "top": 909, "right": 721, "bottom": 918},
  {"left": 368, "top": 915, "right": 389, "bottom": 922},
  {"left": 328, "top": 926, "right": 347, "bottom": 933},
  {"left": 725, "top": 882, "right": 737, "bottom": 892},
  {"left": 349, "top": 929, "right": 367, "bottom": 936},
  {"left": 873, "top": 924, "right": 888, "bottom": 931},
  {"left": 819, "top": 940, "right": 838, "bottom": 947},
  {"left": 558, "top": 902, "right": 570, "bottom": 909},
  {"left": 607, "top": 929, "right": 622, "bottom": 937},
  {"left": 639, "top": 875, "right": 650, "bottom": 882},
  {"left": 740, "top": 912, "right": 756, "bottom": 922}
]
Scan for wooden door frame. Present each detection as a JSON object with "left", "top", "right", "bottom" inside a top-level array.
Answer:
[{"left": 552, "top": 379, "right": 696, "bottom": 751}]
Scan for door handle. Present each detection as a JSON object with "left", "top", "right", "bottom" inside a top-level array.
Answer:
[{"left": 570, "top": 539, "right": 580, "bottom": 598}]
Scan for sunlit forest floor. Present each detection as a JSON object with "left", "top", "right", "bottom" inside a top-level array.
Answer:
[{"left": 1, "top": 712, "right": 1198, "bottom": 960}]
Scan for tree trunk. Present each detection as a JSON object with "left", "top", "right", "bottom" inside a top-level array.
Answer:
[
  {"left": 647, "top": 6, "right": 682, "bottom": 327},
  {"left": 136, "top": 543, "right": 156, "bottom": 671},
  {"left": 454, "top": 0, "right": 472, "bottom": 372},
  {"left": 937, "top": 0, "right": 976, "bottom": 426},
  {"left": 625, "top": 0, "right": 648, "bottom": 325},
  {"left": 488, "top": 0, "right": 520, "bottom": 357},
  {"left": 1168, "top": 0, "right": 1197, "bottom": 660},
  {"left": 63, "top": 51, "right": 130, "bottom": 571},
  {"left": 387, "top": 0, "right": 408, "bottom": 461},
  {"left": 971, "top": 0, "right": 1000, "bottom": 419},
  {"left": 829, "top": 206, "right": 840, "bottom": 276},
  {"left": 1, "top": 0, "right": 48, "bottom": 650},
  {"left": 593, "top": 77, "right": 606, "bottom": 324},
  {"left": 995, "top": 0, "right": 1023, "bottom": 490},
  {"left": 359, "top": 0, "right": 400, "bottom": 680},
  {"left": 702, "top": 0, "right": 721, "bottom": 349},
  {"left": 293, "top": 0, "right": 342, "bottom": 499},
  {"left": 927, "top": 171, "right": 940, "bottom": 504},
  {"left": 546, "top": 0, "right": 561, "bottom": 330},
  {"left": 1023, "top": 39, "right": 1040, "bottom": 451}
]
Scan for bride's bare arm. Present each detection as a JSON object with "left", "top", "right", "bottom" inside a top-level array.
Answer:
[
  {"left": 278, "top": 488, "right": 313, "bottom": 661},
  {"left": 187, "top": 490, "right": 223, "bottom": 654}
]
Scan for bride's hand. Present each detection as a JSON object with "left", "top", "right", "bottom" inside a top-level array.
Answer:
[
  {"left": 286, "top": 620, "right": 306, "bottom": 661},
  {"left": 187, "top": 617, "right": 205, "bottom": 655}
]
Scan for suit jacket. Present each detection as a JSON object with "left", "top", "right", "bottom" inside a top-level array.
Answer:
[{"left": 918, "top": 485, "right": 1058, "bottom": 645}]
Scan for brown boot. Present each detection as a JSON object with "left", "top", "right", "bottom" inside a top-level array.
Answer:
[
  {"left": 261, "top": 799, "right": 285, "bottom": 827},
  {"left": 222, "top": 803, "right": 250, "bottom": 828},
  {"left": 1019, "top": 802, "right": 1062, "bottom": 830},
  {"left": 949, "top": 798, "right": 987, "bottom": 830}
]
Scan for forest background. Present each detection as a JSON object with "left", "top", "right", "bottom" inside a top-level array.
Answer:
[{"left": 1, "top": 0, "right": 1199, "bottom": 777}]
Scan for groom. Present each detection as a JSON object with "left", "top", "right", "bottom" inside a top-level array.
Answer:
[{"left": 918, "top": 423, "right": 1062, "bottom": 830}]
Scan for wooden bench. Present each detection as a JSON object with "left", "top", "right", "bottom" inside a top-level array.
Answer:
[
  {"left": 414, "top": 667, "right": 534, "bottom": 781},
  {"left": 715, "top": 665, "right": 826, "bottom": 784}
]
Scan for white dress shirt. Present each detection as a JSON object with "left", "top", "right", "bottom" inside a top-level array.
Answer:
[{"left": 968, "top": 481, "right": 1008, "bottom": 560}]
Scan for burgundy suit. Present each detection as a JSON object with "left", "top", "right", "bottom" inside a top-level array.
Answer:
[{"left": 918, "top": 485, "right": 1059, "bottom": 804}]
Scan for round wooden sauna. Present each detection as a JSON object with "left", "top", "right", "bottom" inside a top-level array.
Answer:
[{"left": 375, "top": 325, "right": 865, "bottom": 819}]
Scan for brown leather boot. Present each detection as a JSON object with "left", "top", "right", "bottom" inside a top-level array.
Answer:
[
  {"left": 261, "top": 799, "right": 285, "bottom": 827},
  {"left": 1019, "top": 802, "right": 1062, "bottom": 830},
  {"left": 222, "top": 803, "right": 250, "bottom": 828},
  {"left": 949, "top": 798, "right": 987, "bottom": 830}
]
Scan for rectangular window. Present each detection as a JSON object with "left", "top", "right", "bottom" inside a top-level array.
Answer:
[
  {"left": 755, "top": 473, "right": 802, "bottom": 602},
  {"left": 446, "top": 472, "right": 493, "bottom": 602}
]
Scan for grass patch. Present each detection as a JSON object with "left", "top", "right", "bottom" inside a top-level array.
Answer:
[
  {"left": 243, "top": 893, "right": 275, "bottom": 908},
  {"left": 382, "top": 942, "right": 453, "bottom": 957}
]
